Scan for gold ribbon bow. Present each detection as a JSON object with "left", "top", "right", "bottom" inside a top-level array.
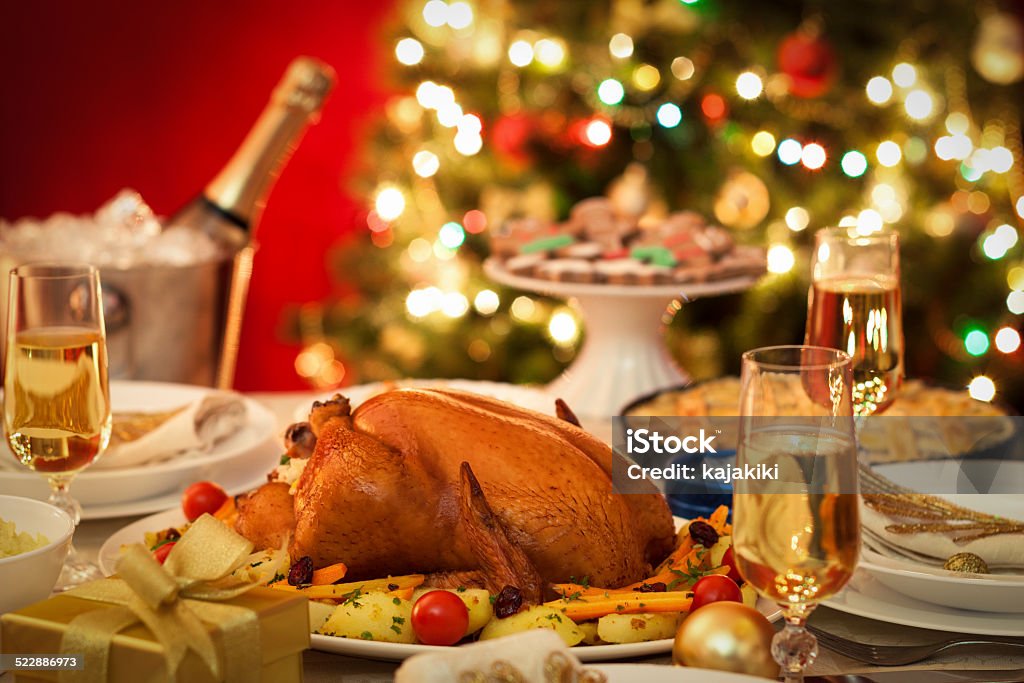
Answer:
[{"left": 59, "top": 514, "right": 261, "bottom": 683}]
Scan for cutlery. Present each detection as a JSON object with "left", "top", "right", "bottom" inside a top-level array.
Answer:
[{"left": 809, "top": 624, "right": 1024, "bottom": 666}]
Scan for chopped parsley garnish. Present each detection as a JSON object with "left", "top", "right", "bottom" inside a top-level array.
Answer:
[
  {"left": 269, "top": 573, "right": 286, "bottom": 585},
  {"left": 343, "top": 589, "right": 364, "bottom": 606},
  {"left": 392, "top": 616, "right": 405, "bottom": 625},
  {"left": 279, "top": 454, "right": 291, "bottom": 466},
  {"left": 392, "top": 597, "right": 402, "bottom": 605},
  {"left": 390, "top": 625, "right": 402, "bottom": 635},
  {"left": 489, "top": 594, "right": 497, "bottom": 605},
  {"left": 456, "top": 586, "right": 467, "bottom": 593},
  {"left": 150, "top": 538, "right": 176, "bottom": 552},
  {"left": 360, "top": 631, "right": 373, "bottom": 640},
  {"left": 249, "top": 561, "right": 264, "bottom": 568},
  {"left": 544, "top": 613, "right": 563, "bottom": 623}
]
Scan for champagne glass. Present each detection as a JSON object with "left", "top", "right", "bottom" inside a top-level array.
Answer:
[
  {"left": 3, "top": 263, "right": 111, "bottom": 588},
  {"left": 733, "top": 346, "right": 860, "bottom": 683},
  {"left": 805, "top": 227, "right": 903, "bottom": 416}
]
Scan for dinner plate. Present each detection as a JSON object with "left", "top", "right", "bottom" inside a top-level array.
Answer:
[
  {"left": 858, "top": 460, "right": 1024, "bottom": 613},
  {"left": 0, "top": 381, "right": 279, "bottom": 516},
  {"left": 589, "top": 664, "right": 768, "bottom": 682},
  {"left": 101, "top": 512, "right": 782, "bottom": 662},
  {"left": 293, "top": 378, "right": 556, "bottom": 423},
  {"left": 824, "top": 571, "right": 1024, "bottom": 636}
]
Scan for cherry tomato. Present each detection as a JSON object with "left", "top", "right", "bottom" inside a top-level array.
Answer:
[
  {"left": 152, "top": 542, "right": 176, "bottom": 564},
  {"left": 182, "top": 481, "right": 228, "bottom": 522},
  {"left": 410, "top": 590, "right": 469, "bottom": 646},
  {"left": 721, "top": 547, "right": 744, "bottom": 584},
  {"left": 690, "top": 574, "right": 742, "bottom": 612}
]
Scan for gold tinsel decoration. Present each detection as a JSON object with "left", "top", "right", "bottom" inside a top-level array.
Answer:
[{"left": 863, "top": 493, "right": 1024, "bottom": 544}]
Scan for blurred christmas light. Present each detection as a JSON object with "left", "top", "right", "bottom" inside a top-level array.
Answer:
[
  {"left": 634, "top": 64, "right": 661, "bottom": 90},
  {"left": 548, "top": 310, "right": 579, "bottom": 344},
  {"left": 866, "top": 76, "right": 893, "bottom": 104},
  {"left": 904, "top": 89, "right": 934, "bottom": 120},
  {"left": 412, "top": 150, "right": 440, "bottom": 177},
  {"left": 876, "top": 140, "right": 902, "bottom": 167},
  {"left": 856, "top": 209, "right": 884, "bottom": 234},
  {"left": 598, "top": 79, "right": 625, "bottom": 105},
  {"left": 453, "top": 130, "right": 483, "bottom": 155},
  {"left": 1008, "top": 266, "right": 1024, "bottom": 291},
  {"left": 989, "top": 146, "right": 1014, "bottom": 173},
  {"left": 995, "top": 326, "right": 1022, "bottom": 353},
  {"left": 767, "top": 244, "right": 795, "bottom": 273},
  {"left": 437, "top": 102, "right": 463, "bottom": 128},
  {"left": 671, "top": 57, "right": 695, "bottom": 80},
  {"left": 396, "top": 38, "right": 425, "bottom": 65},
  {"left": 946, "top": 112, "right": 969, "bottom": 134},
  {"left": 433, "top": 240, "right": 456, "bottom": 260},
  {"left": 534, "top": 38, "right": 566, "bottom": 68},
  {"left": 751, "top": 131, "right": 776, "bottom": 156},
  {"left": 735, "top": 71, "right": 764, "bottom": 99},
  {"left": 375, "top": 186, "right": 405, "bottom": 220},
  {"left": 892, "top": 62, "right": 917, "bottom": 87},
  {"left": 785, "top": 206, "right": 810, "bottom": 231},
  {"left": 609, "top": 33, "right": 634, "bottom": 59},
  {"left": 458, "top": 113, "right": 483, "bottom": 134},
  {"left": 407, "top": 237, "right": 432, "bottom": 262},
  {"left": 964, "top": 328, "right": 989, "bottom": 356},
  {"left": 510, "top": 295, "right": 537, "bottom": 322},
  {"left": 371, "top": 229, "right": 393, "bottom": 248},
  {"left": 1009, "top": 290, "right": 1024, "bottom": 314},
  {"left": 442, "top": 291, "right": 470, "bottom": 318},
  {"left": 1016, "top": 196, "right": 1024, "bottom": 218},
  {"left": 416, "top": 81, "right": 440, "bottom": 108},
  {"left": 872, "top": 183, "right": 897, "bottom": 206},
  {"left": 967, "top": 191, "right": 991, "bottom": 214},
  {"left": 446, "top": 1, "right": 473, "bottom": 29},
  {"left": 508, "top": 40, "right": 534, "bottom": 66},
  {"left": 801, "top": 142, "right": 827, "bottom": 169},
  {"left": 474, "top": 289, "right": 500, "bottom": 315},
  {"left": 700, "top": 93, "right": 726, "bottom": 121},
  {"left": 406, "top": 286, "right": 443, "bottom": 317},
  {"left": 904, "top": 137, "right": 927, "bottom": 164},
  {"left": 584, "top": 118, "right": 613, "bottom": 146},
  {"left": 961, "top": 160, "right": 984, "bottom": 182},
  {"left": 463, "top": 209, "right": 487, "bottom": 233},
  {"left": 656, "top": 103, "right": 682, "bottom": 128},
  {"left": 934, "top": 134, "right": 973, "bottom": 161},
  {"left": 967, "top": 375, "right": 996, "bottom": 402},
  {"left": 777, "top": 138, "right": 802, "bottom": 165},
  {"left": 841, "top": 150, "right": 868, "bottom": 177},
  {"left": 467, "top": 338, "right": 491, "bottom": 362},
  {"left": 423, "top": 0, "right": 448, "bottom": 27},
  {"left": 438, "top": 221, "right": 466, "bottom": 248}
]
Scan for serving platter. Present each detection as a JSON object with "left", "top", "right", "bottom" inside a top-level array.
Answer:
[
  {"left": 100, "top": 511, "right": 782, "bottom": 662},
  {"left": 0, "top": 381, "right": 280, "bottom": 518}
]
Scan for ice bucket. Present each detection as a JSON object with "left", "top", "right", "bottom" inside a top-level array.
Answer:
[{"left": 0, "top": 246, "right": 253, "bottom": 389}]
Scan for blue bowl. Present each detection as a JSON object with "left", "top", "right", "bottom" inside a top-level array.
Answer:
[{"left": 665, "top": 449, "right": 735, "bottom": 521}]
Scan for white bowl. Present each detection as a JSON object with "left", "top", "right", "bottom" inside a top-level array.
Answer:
[{"left": 0, "top": 495, "right": 74, "bottom": 613}]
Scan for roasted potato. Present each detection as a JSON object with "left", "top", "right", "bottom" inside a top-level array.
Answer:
[
  {"left": 479, "top": 605, "right": 584, "bottom": 646},
  {"left": 319, "top": 591, "right": 415, "bottom": 643},
  {"left": 412, "top": 588, "right": 493, "bottom": 635},
  {"left": 709, "top": 535, "right": 732, "bottom": 568},
  {"left": 740, "top": 582, "right": 758, "bottom": 609},
  {"left": 308, "top": 600, "right": 335, "bottom": 633},
  {"left": 577, "top": 621, "right": 603, "bottom": 645},
  {"left": 596, "top": 612, "right": 681, "bottom": 644}
]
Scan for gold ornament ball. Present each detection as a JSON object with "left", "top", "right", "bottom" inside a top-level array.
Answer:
[
  {"left": 944, "top": 552, "right": 990, "bottom": 574},
  {"left": 673, "top": 602, "right": 777, "bottom": 678}
]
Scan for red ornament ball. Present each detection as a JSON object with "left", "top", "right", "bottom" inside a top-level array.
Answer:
[{"left": 777, "top": 31, "right": 838, "bottom": 98}]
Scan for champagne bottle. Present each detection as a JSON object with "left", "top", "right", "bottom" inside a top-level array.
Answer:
[{"left": 170, "top": 56, "right": 336, "bottom": 248}]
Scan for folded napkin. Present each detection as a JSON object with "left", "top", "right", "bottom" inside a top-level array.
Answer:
[
  {"left": 394, "top": 630, "right": 605, "bottom": 683},
  {"left": 861, "top": 496, "right": 1024, "bottom": 571},
  {"left": 91, "top": 392, "right": 248, "bottom": 469}
]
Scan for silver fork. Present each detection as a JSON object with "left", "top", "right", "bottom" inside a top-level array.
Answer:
[{"left": 809, "top": 625, "right": 1024, "bottom": 666}]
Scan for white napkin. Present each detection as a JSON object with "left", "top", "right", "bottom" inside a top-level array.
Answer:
[
  {"left": 395, "top": 630, "right": 601, "bottom": 683},
  {"left": 861, "top": 501, "right": 1024, "bottom": 571},
  {"left": 91, "top": 393, "right": 247, "bottom": 469}
]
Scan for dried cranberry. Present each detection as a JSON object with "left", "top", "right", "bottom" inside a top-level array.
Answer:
[
  {"left": 493, "top": 585, "right": 523, "bottom": 619},
  {"left": 633, "top": 582, "right": 667, "bottom": 593},
  {"left": 288, "top": 556, "right": 314, "bottom": 586},
  {"left": 688, "top": 520, "right": 719, "bottom": 548},
  {"left": 165, "top": 528, "right": 181, "bottom": 541}
]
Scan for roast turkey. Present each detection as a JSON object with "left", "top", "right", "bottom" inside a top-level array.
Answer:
[{"left": 235, "top": 388, "right": 674, "bottom": 600}]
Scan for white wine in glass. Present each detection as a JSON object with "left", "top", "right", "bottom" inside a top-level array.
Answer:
[
  {"left": 3, "top": 264, "right": 111, "bottom": 588},
  {"left": 806, "top": 228, "right": 903, "bottom": 416},
  {"left": 733, "top": 346, "right": 860, "bottom": 683}
]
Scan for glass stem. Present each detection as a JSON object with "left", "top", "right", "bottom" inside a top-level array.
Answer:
[
  {"left": 772, "top": 614, "right": 819, "bottom": 683},
  {"left": 49, "top": 478, "right": 82, "bottom": 562}
]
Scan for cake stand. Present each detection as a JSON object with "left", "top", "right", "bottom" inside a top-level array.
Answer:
[{"left": 484, "top": 259, "right": 757, "bottom": 417}]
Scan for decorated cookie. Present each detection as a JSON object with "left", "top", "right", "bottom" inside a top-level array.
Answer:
[{"left": 537, "top": 258, "right": 596, "bottom": 283}]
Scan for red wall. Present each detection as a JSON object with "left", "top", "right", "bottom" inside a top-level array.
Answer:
[{"left": 0, "top": 0, "right": 394, "bottom": 390}]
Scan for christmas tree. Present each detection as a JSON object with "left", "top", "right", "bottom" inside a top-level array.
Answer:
[{"left": 290, "top": 0, "right": 1024, "bottom": 409}]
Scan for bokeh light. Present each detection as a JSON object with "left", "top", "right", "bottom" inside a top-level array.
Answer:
[
  {"left": 598, "top": 79, "right": 625, "bottom": 105},
  {"left": 735, "top": 71, "right": 764, "bottom": 99},
  {"left": 876, "top": 140, "right": 902, "bottom": 167},
  {"left": 374, "top": 186, "right": 405, "bottom": 221},
  {"left": 656, "top": 103, "right": 682, "bottom": 128},
  {"left": 584, "top": 118, "right": 613, "bottom": 146},
  {"left": 777, "top": 138, "right": 803, "bottom": 165},
  {"left": 751, "top": 131, "right": 776, "bottom": 157},
  {"left": 395, "top": 38, "right": 425, "bottom": 65},
  {"left": 892, "top": 62, "right": 917, "bottom": 87},
  {"left": 785, "top": 207, "right": 810, "bottom": 232},
  {"left": 964, "top": 328, "right": 989, "bottom": 356},
  {"left": 866, "top": 76, "right": 893, "bottom": 104},
  {"left": 967, "top": 375, "right": 996, "bottom": 402},
  {"left": 609, "top": 33, "right": 634, "bottom": 59},
  {"left": 767, "top": 244, "right": 795, "bottom": 273},
  {"left": 801, "top": 142, "right": 827, "bottom": 170},
  {"left": 841, "top": 150, "right": 868, "bottom": 177},
  {"left": 995, "top": 327, "right": 1021, "bottom": 353},
  {"left": 412, "top": 150, "right": 440, "bottom": 177},
  {"left": 474, "top": 289, "right": 500, "bottom": 315},
  {"left": 508, "top": 40, "right": 534, "bottom": 66}
]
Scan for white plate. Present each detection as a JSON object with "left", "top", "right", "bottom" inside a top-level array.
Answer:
[
  {"left": 484, "top": 259, "right": 758, "bottom": 299},
  {"left": 824, "top": 571, "right": 1024, "bottom": 636},
  {"left": 859, "top": 460, "right": 1024, "bottom": 613},
  {"left": 293, "top": 378, "right": 557, "bottom": 423},
  {"left": 0, "top": 381, "right": 279, "bottom": 517},
  {"left": 101, "top": 510, "right": 781, "bottom": 661},
  {"left": 590, "top": 664, "right": 769, "bottom": 682}
]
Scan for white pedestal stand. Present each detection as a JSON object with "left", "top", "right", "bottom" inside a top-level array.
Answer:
[{"left": 485, "top": 260, "right": 756, "bottom": 417}]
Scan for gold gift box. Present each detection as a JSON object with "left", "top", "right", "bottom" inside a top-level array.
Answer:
[{"left": 1, "top": 586, "right": 309, "bottom": 683}]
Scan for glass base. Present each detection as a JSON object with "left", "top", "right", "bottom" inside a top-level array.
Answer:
[
  {"left": 772, "top": 617, "right": 819, "bottom": 683},
  {"left": 53, "top": 549, "right": 104, "bottom": 591}
]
